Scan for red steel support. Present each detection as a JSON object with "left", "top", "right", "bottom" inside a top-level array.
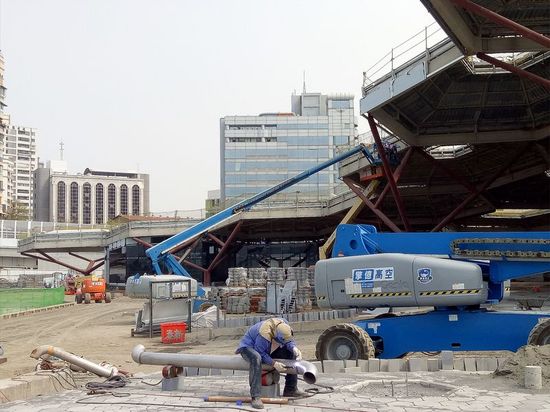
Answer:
[
  {"left": 451, "top": 0, "right": 550, "bottom": 50},
  {"left": 431, "top": 144, "right": 529, "bottom": 232},
  {"left": 20, "top": 250, "right": 104, "bottom": 275},
  {"left": 180, "top": 259, "right": 207, "bottom": 273},
  {"left": 366, "top": 114, "right": 411, "bottom": 231},
  {"left": 374, "top": 147, "right": 413, "bottom": 209},
  {"left": 207, "top": 233, "right": 225, "bottom": 248},
  {"left": 205, "top": 221, "right": 243, "bottom": 285},
  {"left": 476, "top": 52, "right": 550, "bottom": 89},
  {"left": 343, "top": 177, "right": 402, "bottom": 233}
]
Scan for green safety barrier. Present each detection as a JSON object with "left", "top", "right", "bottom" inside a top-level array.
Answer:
[{"left": 0, "top": 287, "right": 65, "bottom": 315}]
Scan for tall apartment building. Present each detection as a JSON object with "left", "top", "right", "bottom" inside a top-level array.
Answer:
[
  {"left": 5, "top": 126, "right": 38, "bottom": 217},
  {"left": 220, "top": 92, "right": 355, "bottom": 204},
  {"left": 0, "top": 53, "right": 9, "bottom": 214},
  {"left": 33, "top": 162, "right": 150, "bottom": 224}
]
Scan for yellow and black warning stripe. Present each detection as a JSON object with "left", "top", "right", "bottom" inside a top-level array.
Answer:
[
  {"left": 317, "top": 296, "right": 327, "bottom": 301},
  {"left": 419, "top": 289, "right": 480, "bottom": 296},
  {"left": 350, "top": 291, "right": 412, "bottom": 299},
  {"left": 505, "top": 287, "right": 511, "bottom": 292}
]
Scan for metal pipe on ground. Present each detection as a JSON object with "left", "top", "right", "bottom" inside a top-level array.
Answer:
[
  {"left": 131, "top": 344, "right": 317, "bottom": 384},
  {"left": 204, "top": 396, "right": 288, "bottom": 405},
  {"left": 30, "top": 345, "right": 119, "bottom": 378}
]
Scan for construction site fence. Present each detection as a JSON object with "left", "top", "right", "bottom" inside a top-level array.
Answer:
[{"left": 0, "top": 286, "right": 65, "bottom": 315}]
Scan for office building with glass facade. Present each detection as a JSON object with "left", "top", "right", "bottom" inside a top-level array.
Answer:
[{"left": 220, "top": 92, "right": 355, "bottom": 204}]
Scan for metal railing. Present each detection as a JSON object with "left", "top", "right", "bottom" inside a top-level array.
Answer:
[{"left": 362, "top": 22, "right": 447, "bottom": 93}]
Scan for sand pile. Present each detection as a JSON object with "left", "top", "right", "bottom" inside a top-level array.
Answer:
[{"left": 494, "top": 345, "right": 550, "bottom": 387}]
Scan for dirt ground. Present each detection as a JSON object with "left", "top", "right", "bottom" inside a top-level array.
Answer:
[
  {"left": 0, "top": 295, "right": 323, "bottom": 379},
  {"left": 1, "top": 290, "right": 541, "bottom": 380}
]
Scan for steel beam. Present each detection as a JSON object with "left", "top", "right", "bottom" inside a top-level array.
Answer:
[
  {"left": 451, "top": 0, "right": 550, "bottom": 50},
  {"left": 366, "top": 114, "right": 411, "bottom": 230},
  {"left": 343, "top": 177, "right": 402, "bottom": 233},
  {"left": 431, "top": 144, "right": 530, "bottom": 231},
  {"left": 20, "top": 250, "right": 104, "bottom": 275},
  {"left": 205, "top": 221, "right": 243, "bottom": 285},
  {"left": 319, "top": 180, "right": 380, "bottom": 260},
  {"left": 207, "top": 233, "right": 225, "bottom": 248},
  {"left": 374, "top": 147, "right": 413, "bottom": 208},
  {"left": 476, "top": 52, "right": 550, "bottom": 90}
]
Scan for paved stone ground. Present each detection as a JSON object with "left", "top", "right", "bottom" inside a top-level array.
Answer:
[{"left": 3, "top": 370, "right": 550, "bottom": 412}]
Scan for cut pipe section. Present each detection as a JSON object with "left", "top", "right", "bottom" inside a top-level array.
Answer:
[
  {"left": 131, "top": 344, "right": 317, "bottom": 384},
  {"left": 30, "top": 345, "right": 118, "bottom": 378}
]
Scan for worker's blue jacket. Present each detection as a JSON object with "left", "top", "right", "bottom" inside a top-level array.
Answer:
[{"left": 236, "top": 318, "right": 296, "bottom": 366}]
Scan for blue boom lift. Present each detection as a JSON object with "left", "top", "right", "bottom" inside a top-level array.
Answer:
[
  {"left": 314, "top": 225, "right": 550, "bottom": 359},
  {"left": 145, "top": 144, "right": 375, "bottom": 306}
]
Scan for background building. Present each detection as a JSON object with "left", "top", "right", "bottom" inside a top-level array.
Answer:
[
  {"left": 220, "top": 92, "right": 355, "bottom": 204},
  {"left": 4, "top": 125, "right": 38, "bottom": 217},
  {"left": 33, "top": 163, "right": 150, "bottom": 224}
]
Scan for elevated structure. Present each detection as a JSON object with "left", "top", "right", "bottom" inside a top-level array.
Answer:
[{"left": 354, "top": 0, "right": 549, "bottom": 233}]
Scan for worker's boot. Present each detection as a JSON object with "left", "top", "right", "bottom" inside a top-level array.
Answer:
[
  {"left": 282, "top": 387, "right": 306, "bottom": 398},
  {"left": 251, "top": 397, "right": 264, "bottom": 409}
]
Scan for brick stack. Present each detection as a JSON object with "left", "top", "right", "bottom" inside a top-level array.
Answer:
[{"left": 227, "top": 267, "right": 248, "bottom": 287}]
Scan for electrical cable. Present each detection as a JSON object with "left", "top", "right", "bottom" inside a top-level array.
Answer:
[{"left": 84, "top": 375, "right": 129, "bottom": 394}]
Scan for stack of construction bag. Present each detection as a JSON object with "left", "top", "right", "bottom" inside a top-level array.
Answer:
[
  {"left": 227, "top": 267, "right": 248, "bottom": 287},
  {"left": 266, "top": 267, "right": 285, "bottom": 284},
  {"left": 287, "top": 267, "right": 312, "bottom": 311},
  {"left": 247, "top": 268, "right": 267, "bottom": 287}
]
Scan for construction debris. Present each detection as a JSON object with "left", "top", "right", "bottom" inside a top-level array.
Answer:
[{"left": 494, "top": 345, "right": 550, "bottom": 387}]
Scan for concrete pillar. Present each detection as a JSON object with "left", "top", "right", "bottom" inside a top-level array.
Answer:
[{"left": 524, "top": 366, "right": 542, "bottom": 389}]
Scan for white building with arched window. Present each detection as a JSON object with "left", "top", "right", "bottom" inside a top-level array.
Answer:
[{"left": 33, "top": 162, "right": 150, "bottom": 224}]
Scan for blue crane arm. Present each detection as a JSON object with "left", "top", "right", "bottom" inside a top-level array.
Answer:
[{"left": 146, "top": 144, "right": 372, "bottom": 275}]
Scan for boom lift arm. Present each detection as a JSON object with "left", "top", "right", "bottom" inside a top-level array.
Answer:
[{"left": 145, "top": 145, "right": 374, "bottom": 281}]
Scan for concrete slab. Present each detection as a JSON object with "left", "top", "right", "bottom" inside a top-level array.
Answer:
[
  {"left": 344, "top": 367, "right": 362, "bottom": 373},
  {"left": 427, "top": 358, "right": 439, "bottom": 372},
  {"left": 379, "top": 359, "right": 389, "bottom": 372},
  {"left": 409, "top": 358, "right": 428, "bottom": 372},
  {"left": 388, "top": 359, "right": 402, "bottom": 372},
  {"left": 464, "top": 358, "right": 477, "bottom": 372},
  {"left": 453, "top": 358, "right": 465, "bottom": 371},
  {"left": 368, "top": 358, "right": 380, "bottom": 372},
  {"left": 358, "top": 359, "right": 368, "bottom": 372},
  {"left": 186, "top": 367, "right": 199, "bottom": 376},
  {"left": 323, "top": 360, "right": 344, "bottom": 373},
  {"left": 344, "top": 359, "right": 357, "bottom": 368},
  {"left": 441, "top": 351, "right": 454, "bottom": 370}
]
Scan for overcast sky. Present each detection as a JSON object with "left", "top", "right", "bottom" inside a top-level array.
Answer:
[{"left": 1, "top": 0, "right": 435, "bottom": 212}]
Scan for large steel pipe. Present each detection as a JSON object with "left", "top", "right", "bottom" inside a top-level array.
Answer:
[
  {"left": 132, "top": 344, "right": 317, "bottom": 384},
  {"left": 30, "top": 345, "right": 118, "bottom": 378}
]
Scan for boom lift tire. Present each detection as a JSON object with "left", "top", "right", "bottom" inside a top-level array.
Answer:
[
  {"left": 105, "top": 293, "right": 112, "bottom": 303},
  {"left": 315, "top": 323, "right": 375, "bottom": 361},
  {"left": 84, "top": 293, "right": 91, "bottom": 304},
  {"left": 75, "top": 294, "right": 83, "bottom": 304},
  {"left": 527, "top": 318, "right": 550, "bottom": 346}
]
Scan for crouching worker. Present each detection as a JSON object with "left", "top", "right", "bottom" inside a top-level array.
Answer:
[{"left": 236, "top": 317, "right": 305, "bottom": 409}]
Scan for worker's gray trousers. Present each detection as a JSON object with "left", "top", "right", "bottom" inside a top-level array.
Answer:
[{"left": 239, "top": 347, "right": 297, "bottom": 398}]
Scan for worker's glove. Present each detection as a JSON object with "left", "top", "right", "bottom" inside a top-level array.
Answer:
[
  {"left": 292, "top": 347, "right": 302, "bottom": 361},
  {"left": 273, "top": 361, "right": 287, "bottom": 373}
]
